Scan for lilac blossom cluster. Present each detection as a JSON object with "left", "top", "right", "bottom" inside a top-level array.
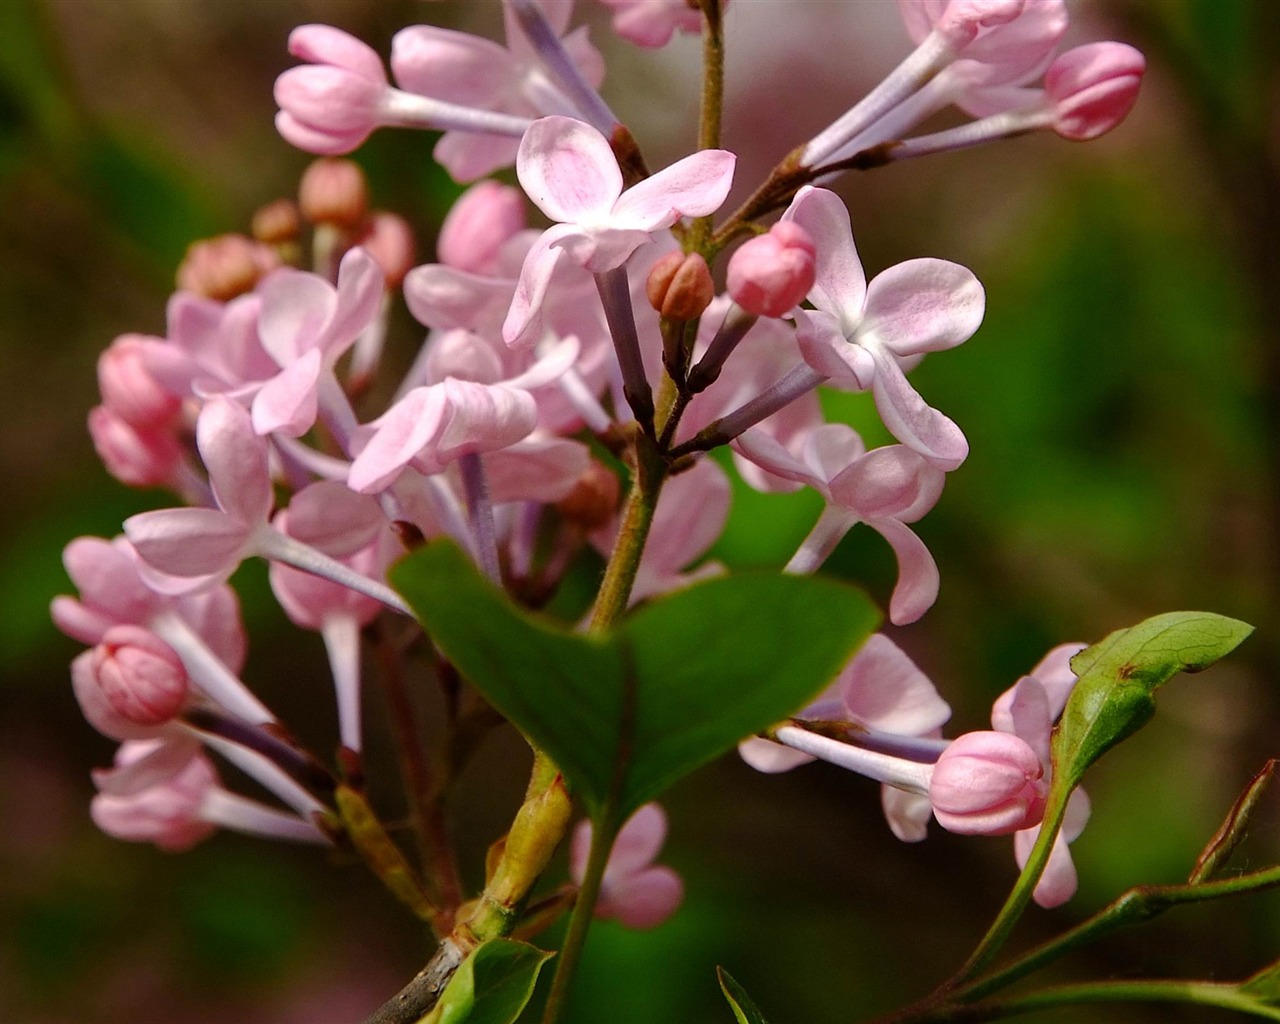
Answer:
[{"left": 55, "top": 0, "right": 1143, "bottom": 927}]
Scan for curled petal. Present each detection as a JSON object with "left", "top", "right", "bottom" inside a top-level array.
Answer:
[
  {"left": 252, "top": 348, "right": 323, "bottom": 438},
  {"left": 197, "top": 400, "right": 272, "bottom": 524},
  {"left": 517, "top": 116, "right": 622, "bottom": 224},
  {"left": 783, "top": 186, "right": 867, "bottom": 321},
  {"left": 610, "top": 148, "right": 736, "bottom": 230},
  {"left": 423, "top": 381, "right": 538, "bottom": 472},
  {"left": 882, "top": 786, "right": 934, "bottom": 842},
  {"left": 347, "top": 388, "right": 449, "bottom": 493},
  {"left": 828, "top": 445, "right": 945, "bottom": 521},
  {"left": 862, "top": 259, "right": 985, "bottom": 357},
  {"left": 124, "top": 509, "right": 251, "bottom": 580},
  {"left": 289, "top": 24, "right": 387, "bottom": 83},
  {"left": 503, "top": 225, "right": 572, "bottom": 348},
  {"left": 794, "top": 309, "right": 875, "bottom": 389},
  {"left": 258, "top": 269, "right": 337, "bottom": 365},
  {"left": 868, "top": 345, "right": 968, "bottom": 470},
  {"left": 732, "top": 428, "right": 825, "bottom": 493},
  {"left": 842, "top": 634, "right": 951, "bottom": 736},
  {"left": 868, "top": 518, "right": 941, "bottom": 625},
  {"left": 738, "top": 737, "right": 816, "bottom": 774},
  {"left": 403, "top": 264, "right": 517, "bottom": 337}
]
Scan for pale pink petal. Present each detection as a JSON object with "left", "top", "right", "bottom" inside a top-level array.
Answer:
[
  {"left": 289, "top": 24, "right": 387, "bottom": 83},
  {"left": 403, "top": 264, "right": 517, "bottom": 337},
  {"left": 732, "top": 428, "right": 825, "bottom": 492},
  {"left": 882, "top": 786, "right": 933, "bottom": 842},
  {"left": 783, "top": 186, "right": 867, "bottom": 320},
  {"left": 503, "top": 225, "right": 573, "bottom": 348},
  {"left": 991, "top": 676, "right": 1052, "bottom": 761},
  {"left": 868, "top": 345, "right": 968, "bottom": 470},
  {"left": 605, "top": 803, "right": 669, "bottom": 878},
  {"left": 275, "top": 110, "right": 369, "bottom": 156},
  {"left": 829, "top": 445, "right": 944, "bottom": 521},
  {"left": 257, "top": 269, "right": 338, "bottom": 365},
  {"left": 347, "top": 388, "right": 449, "bottom": 493},
  {"left": 794, "top": 308, "right": 876, "bottom": 389},
  {"left": 606, "top": 866, "right": 683, "bottom": 929},
  {"left": 438, "top": 180, "right": 527, "bottom": 274},
  {"left": 1015, "top": 790, "right": 1090, "bottom": 907},
  {"left": 326, "top": 247, "right": 386, "bottom": 353},
  {"left": 610, "top": 149, "right": 736, "bottom": 230},
  {"left": 862, "top": 259, "right": 985, "bottom": 357},
  {"left": 434, "top": 132, "right": 523, "bottom": 184},
  {"left": 483, "top": 437, "right": 590, "bottom": 503},
  {"left": 423, "top": 381, "right": 538, "bottom": 472},
  {"left": 738, "top": 737, "right": 816, "bottom": 773},
  {"left": 504, "top": 336, "right": 581, "bottom": 390},
  {"left": 286, "top": 481, "right": 387, "bottom": 556},
  {"left": 425, "top": 330, "right": 509, "bottom": 386},
  {"left": 390, "top": 26, "right": 517, "bottom": 107},
  {"left": 842, "top": 634, "right": 951, "bottom": 735},
  {"left": 629, "top": 459, "right": 730, "bottom": 577},
  {"left": 179, "top": 586, "right": 247, "bottom": 674},
  {"left": 516, "top": 116, "right": 622, "bottom": 224},
  {"left": 867, "top": 518, "right": 941, "bottom": 625},
  {"left": 252, "top": 349, "right": 323, "bottom": 438},
  {"left": 62, "top": 537, "right": 157, "bottom": 624},
  {"left": 802, "top": 424, "right": 868, "bottom": 485},
  {"left": 197, "top": 399, "right": 273, "bottom": 523},
  {"left": 124, "top": 508, "right": 251, "bottom": 578},
  {"left": 91, "top": 736, "right": 203, "bottom": 796}
]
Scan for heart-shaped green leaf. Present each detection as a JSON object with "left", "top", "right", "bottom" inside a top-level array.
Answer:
[
  {"left": 1053, "top": 611, "right": 1252, "bottom": 787},
  {"left": 718, "top": 967, "right": 772, "bottom": 1024},
  {"left": 391, "top": 541, "right": 878, "bottom": 821},
  {"left": 421, "top": 939, "right": 553, "bottom": 1024}
]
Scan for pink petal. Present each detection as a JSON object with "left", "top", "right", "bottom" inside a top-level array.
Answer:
[
  {"left": 286, "top": 481, "right": 387, "bottom": 556},
  {"left": 841, "top": 634, "right": 951, "bottom": 735},
  {"left": 326, "top": 248, "right": 386, "bottom": 353},
  {"left": 502, "top": 226, "right": 572, "bottom": 348},
  {"left": 1030, "top": 642, "right": 1087, "bottom": 718},
  {"left": 258, "top": 269, "right": 338, "bottom": 365},
  {"left": 483, "top": 438, "right": 590, "bottom": 503},
  {"left": 252, "top": 349, "right": 323, "bottom": 438},
  {"left": 605, "top": 803, "right": 669, "bottom": 878},
  {"left": 783, "top": 186, "right": 867, "bottom": 321},
  {"left": 198, "top": 399, "right": 273, "bottom": 523},
  {"left": 403, "top": 264, "right": 517, "bottom": 337},
  {"left": 868, "top": 517, "right": 941, "bottom": 625},
  {"left": 882, "top": 786, "right": 933, "bottom": 842},
  {"left": 275, "top": 110, "right": 369, "bottom": 156},
  {"left": 434, "top": 131, "right": 523, "bottom": 184},
  {"left": 391, "top": 26, "right": 516, "bottom": 107},
  {"left": 829, "top": 445, "right": 945, "bottom": 521},
  {"left": 794, "top": 308, "right": 876, "bottom": 389},
  {"left": 991, "top": 676, "right": 1052, "bottom": 760},
  {"left": 517, "top": 116, "right": 622, "bottom": 224},
  {"left": 424, "top": 330, "right": 508, "bottom": 386},
  {"left": 422, "top": 380, "right": 538, "bottom": 472},
  {"left": 610, "top": 148, "right": 736, "bottom": 230},
  {"left": 62, "top": 537, "right": 157, "bottom": 624},
  {"left": 289, "top": 24, "right": 387, "bottom": 83},
  {"left": 732, "top": 428, "right": 825, "bottom": 492},
  {"left": 347, "top": 387, "right": 449, "bottom": 493},
  {"left": 862, "top": 259, "right": 985, "bottom": 357},
  {"left": 124, "top": 508, "right": 251, "bottom": 579},
  {"left": 867, "top": 345, "right": 968, "bottom": 470},
  {"left": 738, "top": 737, "right": 816, "bottom": 773},
  {"left": 607, "top": 866, "right": 684, "bottom": 929},
  {"left": 631, "top": 459, "right": 730, "bottom": 576}
]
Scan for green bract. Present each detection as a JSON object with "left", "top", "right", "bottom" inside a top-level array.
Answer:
[{"left": 421, "top": 939, "right": 553, "bottom": 1024}]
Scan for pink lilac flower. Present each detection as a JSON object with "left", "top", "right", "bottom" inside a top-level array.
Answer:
[
  {"left": 992, "top": 642, "right": 1089, "bottom": 907},
  {"left": 726, "top": 221, "right": 817, "bottom": 319},
  {"left": 928, "top": 730, "right": 1047, "bottom": 834},
  {"left": 502, "top": 115, "right": 735, "bottom": 348},
  {"left": 83, "top": 625, "right": 191, "bottom": 729},
  {"left": 783, "top": 185, "right": 983, "bottom": 471},
  {"left": 570, "top": 803, "right": 683, "bottom": 928},
  {"left": 597, "top": 0, "right": 709, "bottom": 48}
]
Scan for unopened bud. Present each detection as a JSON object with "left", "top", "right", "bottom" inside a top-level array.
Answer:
[
  {"left": 438, "top": 180, "right": 526, "bottom": 275},
  {"left": 356, "top": 212, "right": 416, "bottom": 288},
  {"left": 727, "top": 221, "right": 816, "bottom": 318},
  {"left": 91, "top": 625, "right": 190, "bottom": 726},
  {"left": 1045, "top": 42, "right": 1145, "bottom": 141},
  {"left": 299, "top": 157, "right": 369, "bottom": 228},
  {"left": 98, "top": 335, "right": 181, "bottom": 430},
  {"left": 646, "top": 251, "right": 714, "bottom": 321},
  {"left": 176, "top": 233, "right": 281, "bottom": 301},
  {"left": 252, "top": 198, "right": 301, "bottom": 244},
  {"left": 555, "top": 461, "right": 622, "bottom": 531},
  {"left": 929, "top": 731, "right": 1046, "bottom": 836},
  {"left": 88, "top": 405, "right": 184, "bottom": 489}
]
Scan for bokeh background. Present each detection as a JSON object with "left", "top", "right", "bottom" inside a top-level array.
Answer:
[{"left": 2, "top": 1, "right": 1278, "bottom": 1022}]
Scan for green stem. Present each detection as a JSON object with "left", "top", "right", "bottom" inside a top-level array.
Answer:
[
  {"left": 955, "top": 865, "right": 1280, "bottom": 1004},
  {"left": 541, "top": 817, "right": 619, "bottom": 1024},
  {"left": 942, "top": 980, "right": 1280, "bottom": 1022},
  {"left": 689, "top": 0, "right": 725, "bottom": 254},
  {"left": 587, "top": 431, "right": 668, "bottom": 631},
  {"left": 948, "top": 782, "right": 1073, "bottom": 986}
]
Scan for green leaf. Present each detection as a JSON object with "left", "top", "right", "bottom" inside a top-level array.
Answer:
[
  {"left": 391, "top": 541, "right": 878, "bottom": 821},
  {"left": 1053, "top": 612, "right": 1253, "bottom": 787},
  {"left": 718, "top": 967, "right": 771, "bottom": 1024},
  {"left": 1242, "top": 959, "right": 1280, "bottom": 1006},
  {"left": 423, "top": 939, "right": 553, "bottom": 1024}
]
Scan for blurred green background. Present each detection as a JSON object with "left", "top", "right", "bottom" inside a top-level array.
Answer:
[{"left": 2, "top": 1, "right": 1278, "bottom": 1022}]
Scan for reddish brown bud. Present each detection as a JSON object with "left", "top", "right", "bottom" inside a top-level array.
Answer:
[
  {"left": 251, "top": 198, "right": 301, "bottom": 244},
  {"left": 176, "top": 233, "right": 281, "bottom": 301},
  {"left": 299, "top": 158, "right": 369, "bottom": 229},
  {"left": 646, "top": 251, "right": 714, "bottom": 321},
  {"left": 554, "top": 461, "right": 622, "bottom": 531}
]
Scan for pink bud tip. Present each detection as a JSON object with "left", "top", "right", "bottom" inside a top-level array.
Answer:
[
  {"left": 91, "top": 625, "right": 190, "bottom": 726},
  {"left": 727, "top": 221, "right": 817, "bottom": 318},
  {"left": 929, "top": 731, "right": 1046, "bottom": 835},
  {"left": 438, "top": 181, "right": 527, "bottom": 276},
  {"left": 87, "top": 405, "right": 184, "bottom": 489},
  {"left": 97, "top": 336, "right": 181, "bottom": 430},
  {"left": 274, "top": 29, "right": 389, "bottom": 156},
  {"left": 1046, "top": 42, "right": 1146, "bottom": 141}
]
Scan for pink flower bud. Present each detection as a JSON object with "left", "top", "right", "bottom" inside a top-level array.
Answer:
[
  {"left": 88, "top": 405, "right": 183, "bottom": 489},
  {"left": 90, "top": 625, "right": 190, "bottom": 726},
  {"left": 921, "top": 0, "right": 1025, "bottom": 49},
  {"left": 91, "top": 743, "right": 218, "bottom": 851},
  {"left": 176, "top": 234, "right": 281, "bottom": 301},
  {"left": 252, "top": 198, "right": 301, "bottom": 245},
  {"left": 275, "top": 27, "right": 390, "bottom": 156},
  {"left": 726, "top": 221, "right": 817, "bottom": 318},
  {"left": 438, "top": 181, "right": 526, "bottom": 275},
  {"left": 646, "top": 251, "right": 714, "bottom": 321},
  {"left": 97, "top": 335, "right": 181, "bottom": 429},
  {"left": 929, "top": 731, "right": 1046, "bottom": 835},
  {"left": 357, "top": 212, "right": 416, "bottom": 288},
  {"left": 299, "top": 157, "right": 370, "bottom": 229},
  {"left": 1045, "top": 42, "right": 1145, "bottom": 141}
]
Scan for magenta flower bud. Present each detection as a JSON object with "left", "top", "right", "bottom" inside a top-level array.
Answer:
[
  {"left": 1045, "top": 42, "right": 1145, "bottom": 141},
  {"left": 274, "top": 26, "right": 390, "bottom": 155},
  {"left": 91, "top": 745, "right": 219, "bottom": 852},
  {"left": 90, "top": 625, "right": 190, "bottom": 726},
  {"left": 929, "top": 730, "right": 1046, "bottom": 835},
  {"left": 438, "top": 180, "right": 526, "bottom": 275},
  {"left": 87, "top": 405, "right": 183, "bottom": 489},
  {"left": 97, "top": 335, "right": 181, "bottom": 430},
  {"left": 727, "top": 221, "right": 817, "bottom": 319},
  {"left": 357, "top": 212, "right": 416, "bottom": 288}
]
